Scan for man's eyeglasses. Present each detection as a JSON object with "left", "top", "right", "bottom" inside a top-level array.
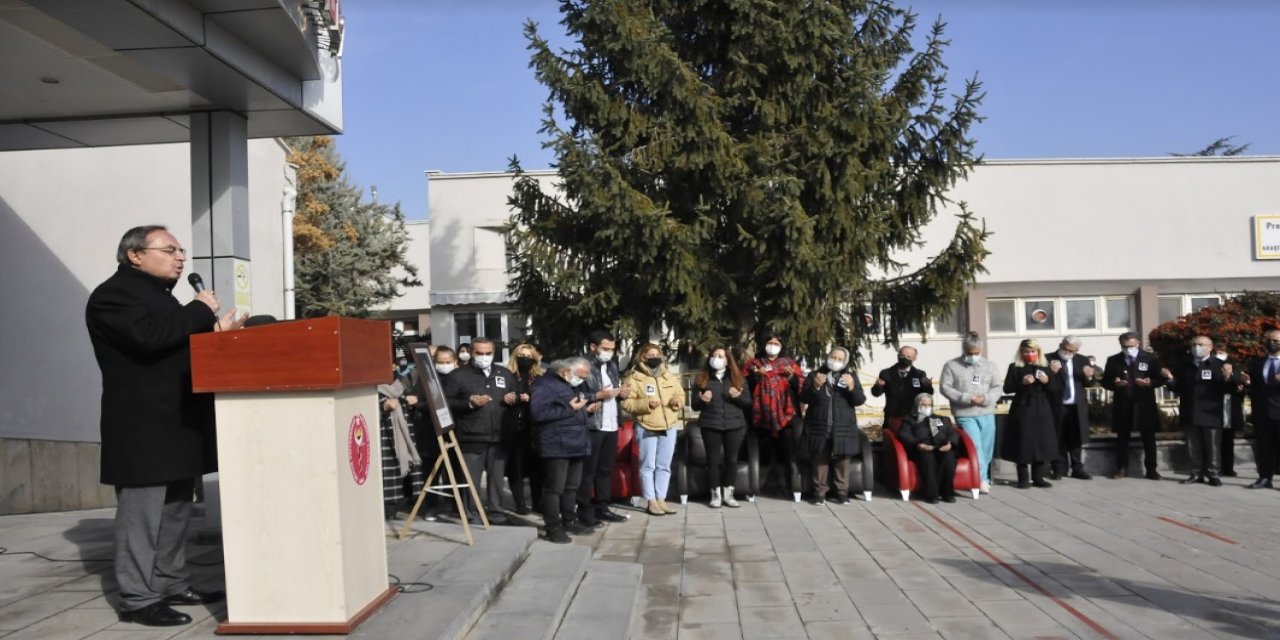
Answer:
[{"left": 138, "top": 246, "right": 187, "bottom": 257}]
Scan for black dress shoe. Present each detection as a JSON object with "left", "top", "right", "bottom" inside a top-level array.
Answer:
[
  {"left": 1032, "top": 480, "right": 1053, "bottom": 488},
  {"left": 545, "top": 527, "right": 571, "bottom": 544},
  {"left": 1048, "top": 470, "right": 1062, "bottom": 481},
  {"left": 1208, "top": 477, "right": 1223, "bottom": 487},
  {"left": 832, "top": 495, "right": 851, "bottom": 505},
  {"left": 1248, "top": 478, "right": 1274, "bottom": 489},
  {"left": 941, "top": 495, "right": 956, "bottom": 503},
  {"left": 1015, "top": 481, "right": 1031, "bottom": 489},
  {"left": 119, "top": 602, "right": 193, "bottom": 626},
  {"left": 564, "top": 521, "right": 594, "bottom": 536},
  {"left": 1222, "top": 470, "right": 1238, "bottom": 477},
  {"left": 1180, "top": 475, "right": 1203, "bottom": 485},
  {"left": 1070, "top": 470, "right": 1092, "bottom": 480},
  {"left": 597, "top": 510, "right": 627, "bottom": 523},
  {"left": 163, "top": 588, "right": 225, "bottom": 606},
  {"left": 1145, "top": 470, "right": 1162, "bottom": 481}
]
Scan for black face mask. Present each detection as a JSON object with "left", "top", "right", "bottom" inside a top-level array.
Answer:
[
  {"left": 516, "top": 356, "right": 535, "bottom": 371},
  {"left": 645, "top": 357, "right": 664, "bottom": 370},
  {"left": 1267, "top": 341, "right": 1280, "bottom": 354},
  {"left": 897, "top": 356, "right": 912, "bottom": 369}
]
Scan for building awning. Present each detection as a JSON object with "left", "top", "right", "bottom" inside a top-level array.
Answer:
[{"left": 429, "top": 291, "right": 511, "bottom": 307}]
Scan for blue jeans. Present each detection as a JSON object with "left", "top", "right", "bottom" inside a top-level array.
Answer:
[
  {"left": 956, "top": 414, "right": 996, "bottom": 483},
  {"left": 638, "top": 428, "right": 677, "bottom": 500}
]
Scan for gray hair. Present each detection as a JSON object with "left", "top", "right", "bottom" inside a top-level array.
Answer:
[
  {"left": 961, "top": 331, "right": 983, "bottom": 353},
  {"left": 547, "top": 356, "right": 590, "bottom": 376},
  {"left": 828, "top": 346, "right": 850, "bottom": 360},
  {"left": 912, "top": 392, "right": 934, "bottom": 413},
  {"left": 1061, "top": 335, "right": 1083, "bottom": 349},
  {"left": 116, "top": 225, "right": 167, "bottom": 266}
]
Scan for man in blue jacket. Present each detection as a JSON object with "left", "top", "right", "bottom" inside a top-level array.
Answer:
[{"left": 531, "top": 357, "right": 594, "bottom": 543}]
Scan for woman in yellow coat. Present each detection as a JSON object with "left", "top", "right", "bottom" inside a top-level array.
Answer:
[{"left": 622, "top": 343, "right": 686, "bottom": 516}]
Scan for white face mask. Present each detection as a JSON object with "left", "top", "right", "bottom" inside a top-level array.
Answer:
[
  {"left": 709, "top": 356, "right": 727, "bottom": 371},
  {"left": 458, "top": 352, "right": 472, "bottom": 363},
  {"left": 474, "top": 354, "right": 493, "bottom": 369},
  {"left": 962, "top": 354, "right": 981, "bottom": 365},
  {"left": 1191, "top": 345, "right": 1209, "bottom": 359},
  {"left": 567, "top": 375, "right": 585, "bottom": 387},
  {"left": 596, "top": 350, "right": 614, "bottom": 363},
  {"left": 1059, "top": 350, "right": 1073, "bottom": 360},
  {"left": 764, "top": 344, "right": 781, "bottom": 356},
  {"left": 1124, "top": 346, "right": 1139, "bottom": 358},
  {"left": 918, "top": 407, "right": 933, "bottom": 418},
  {"left": 435, "top": 363, "right": 456, "bottom": 375},
  {"left": 1214, "top": 352, "right": 1228, "bottom": 361},
  {"left": 826, "top": 358, "right": 846, "bottom": 372}
]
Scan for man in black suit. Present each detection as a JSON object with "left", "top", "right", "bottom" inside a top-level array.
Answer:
[
  {"left": 872, "top": 345, "right": 933, "bottom": 422},
  {"left": 1163, "top": 334, "right": 1238, "bottom": 486},
  {"left": 1212, "top": 342, "right": 1246, "bottom": 477},
  {"left": 1243, "top": 329, "right": 1280, "bottom": 489},
  {"left": 447, "top": 336, "right": 521, "bottom": 521},
  {"left": 1100, "top": 332, "right": 1167, "bottom": 480},
  {"left": 1048, "top": 336, "right": 1095, "bottom": 480}
]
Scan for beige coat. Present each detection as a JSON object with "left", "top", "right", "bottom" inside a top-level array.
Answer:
[{"left": 622, "top": 362, "right": 685, "bottom": 432}]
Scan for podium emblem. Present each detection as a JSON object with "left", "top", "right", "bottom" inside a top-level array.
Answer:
[{"left": 348, "top": 414, "right": 371, "bottom": 485}]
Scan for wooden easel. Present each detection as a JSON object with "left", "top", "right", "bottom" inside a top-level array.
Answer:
[{"left": 399, "top": 430, "right": 489, "bottom": 545}]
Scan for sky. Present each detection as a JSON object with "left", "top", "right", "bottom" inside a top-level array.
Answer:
[{"left": 335, "top": 0, "right": 1280, "bottom": 220}]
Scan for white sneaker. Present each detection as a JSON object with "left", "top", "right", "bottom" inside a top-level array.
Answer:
[
  {"left": 709, "top": 487, "right": 722, "bottom": 508},
  {"left": 722, "top": 486, "right": 740, "bottom": 508},
  {"left": 980, "top": 481, "right": 991, "bottom": 494}
]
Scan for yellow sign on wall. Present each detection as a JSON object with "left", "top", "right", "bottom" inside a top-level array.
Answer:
[
  {"left": 1256, "top": 215, "right": 1280, "bottom": 260},
  {"left": 233, "top": 259, "right": 252, "bottom": 312}
]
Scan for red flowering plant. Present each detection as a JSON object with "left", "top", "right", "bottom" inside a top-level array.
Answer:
[{"left": 1148, "top": 291, "right": 1280, "bottom": 365}]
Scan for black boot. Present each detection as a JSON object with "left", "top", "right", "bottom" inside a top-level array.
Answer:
[
  {"left": 1032, "top": 463, "right": 1053, "bottom": 488},
  {"left": 1016, "top": 465, "right": 1030, "bottom": 489}
]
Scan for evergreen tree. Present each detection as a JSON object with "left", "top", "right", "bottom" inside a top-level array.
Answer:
[
  {"left": 507, "top": 0, "right": 989, "bottom": 360},
  {"left": 287, "top": 136, "right": 420, "bottom": 318},
  {"left": 1171, "top": 136, "right": 1251, "bottom": 157}
]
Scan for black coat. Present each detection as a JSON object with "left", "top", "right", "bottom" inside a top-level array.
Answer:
[
  {"left": 871, "top": 365, "right": 933, "bottom": 420},
  {"left": 1001, "top": 363, "right": 1061, "bottom": 464},
  {"left": 1047, "top": 352, "right": 1094, "bottom": 447},
  {"left": 799, "top": 368, "right": 866, "bottom": 457},
  {"left": 1245, "top": 356, "right": 1280, "bottom": 424},
  {"left": 85, "top": 265, "right": 218, "bottom": 486},
  {"left": 1100, "top": 350, "right": 1167, "bottom": 433},
  {"left": 1167, "top": 356, "right": 1237, "bottom": 428},
  {"left": 446, "top": 364, "right": 519, "bottom": 444},
  {"left": 691, "top": 373, "right": 751, "bottom": 431},
  {"left": 897, "top": 414, "right": 960, "bottom": 450},
  {"left": 529, "top": 371, "right": 591, "bottom": 459}
]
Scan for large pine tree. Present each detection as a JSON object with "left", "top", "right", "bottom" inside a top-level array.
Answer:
[
  {"left": 287, "top": 136, "right": 420, "bottom": 318},
  {"left": 507, "top": 0, "right": 989, "bottom": 359}
]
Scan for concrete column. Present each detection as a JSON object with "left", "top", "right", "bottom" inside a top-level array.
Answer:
[
  {"left": 965, "top": 288, "right": 988, "bottom": 346},
  {"left": 1136, "top": 285, "right": 1159, "bottom": 343},
  {"left": 190, "top": 111, "right": 252, "bottom": 315}
]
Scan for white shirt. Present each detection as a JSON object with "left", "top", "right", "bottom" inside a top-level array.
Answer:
[
  {"left": 1061, "top": 354, "right": 1075, "bottom": 405},
  {"left": 600, "top": 366, "right": 619, "bottom": 432}
]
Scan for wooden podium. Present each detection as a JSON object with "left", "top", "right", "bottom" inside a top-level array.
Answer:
[{"left": 191, "top": 316, "right": 396, "bottom": 635}]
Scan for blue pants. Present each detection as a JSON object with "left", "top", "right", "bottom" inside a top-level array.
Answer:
[
  {"left": 638, "top": 428, "right": 677, "bottom": 500},
  {"left": 956, "top": 414, "right": 996, "bottom": 483}
]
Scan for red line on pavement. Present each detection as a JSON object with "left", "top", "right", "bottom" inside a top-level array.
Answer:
[
  {"left": 1156, "top": 516, "right": 1238, "bottom": 545},
  {"left": 912, "top": 502, "right": 1119, "bottom": 640}
]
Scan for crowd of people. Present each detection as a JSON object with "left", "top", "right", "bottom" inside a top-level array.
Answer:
[{"left": 378, "top": 325, "right": 1280, "bottom": 541}]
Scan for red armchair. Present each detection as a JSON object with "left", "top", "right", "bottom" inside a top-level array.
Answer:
[
  {"left": 611, "top": 420, "right": 641, "bottom": 500},
  {"left": 881, "top": 417, "right": 981, "bottom": 501}
]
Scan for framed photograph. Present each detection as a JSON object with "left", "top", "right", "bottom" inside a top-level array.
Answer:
[{"left": 406, "top": 342, "right": 455, "bottom": 436}]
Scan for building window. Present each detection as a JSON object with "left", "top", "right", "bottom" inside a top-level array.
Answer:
[
  {"left": 1158, "top": 294, "right": 1227, "bottom": 324},
  {"left": 933, "top": 304, "right": 966, "bottom": 337},
  {"left": 453, "top": 310, "right": 523, "bottom": 360},
  {"left": 1190, "top": 296, "right": 1221, "bottom": 312},
  {"left": 1023, "top": 300, "right": 1056, "bottom": 331},
  {"left": 1065, "top": 299, "right": 1097, "bottom": 330},
  {"left": 1157, "top": 296, "right": 1182, "bottom": 324},
  {"left": 1104, "top": 297, "right": 1132, "bottom": 330},
  {"left": 988, "top": 299, "right": 1016, "bottom": 333}
]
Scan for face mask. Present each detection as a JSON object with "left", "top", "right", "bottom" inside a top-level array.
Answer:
[
  {"left": 897, "top": 356, "right": 911, "bottom": 369},
  {"left": 397, "top": 358, "right": 408, "bottom": 367},
  {"left": 826, "top": 359, "right": 846, "bottom": 372},
  {"left": 567, "top": 375, "right": 585, "bottom": 387},
  {"left": 458, "top": 352, "right": 471, "bottom": 363},
  {"left": 645, "top": 357, "right": 664, "bottom": 370},
  {"left": 962, "top": 354, "right": 981, "bottom": 365},
  {"left": 764, "top": 344, "right": 781, "bottom": 356},
  {"left": 1124, "top": 346, "right": 1139, "bottom": 358},
  {"left": 918, "top": 407, "right": 933, "bottom": 418},
  {"left": 435, "top": 363, "right": 456, "bottom": 375},
  {"left": 1022, "top": 353, "right": 1039, "bottom": 364},
  {"left": 596, "top": 350, "right": 614, "bottom": 363},
  {"left": 1059, "top": 350, "right": 1072, "bottom": 360},
  {"left": 1214, "top": 352, "right": 1228, "bottom": 361},
  {"left": 474, "top": 354, "right": 493, "bottom": 369},
  {"left": 1267, "top": 341, "right": 1280, "bottom": 354},
  {"left": 516, "top": 356, "right": 535, "bottom": 371},
  {"left": 709, "top": 356, "right": 727, "bottom": 371},
  {"left": 1191, "top": 345, "right": 1209, "bottom": 359}
]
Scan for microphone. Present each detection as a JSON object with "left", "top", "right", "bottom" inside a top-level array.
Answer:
[{"left": 188, "top": 273, "right": 205, "bottom": 293}]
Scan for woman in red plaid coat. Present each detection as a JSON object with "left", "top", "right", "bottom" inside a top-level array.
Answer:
[{"left": 741, "top": 333, "right": 805, "bottom": 500}]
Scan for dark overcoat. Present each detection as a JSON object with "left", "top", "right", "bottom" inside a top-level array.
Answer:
[
  {"left": 529, "top": 371, "right": 591, "bottom": 459},
  {"left": 799, "top": 368, "right": 866, "bottom": 457},
  {"left": 1100, "top": 350, "right": 1167, "bottom": 433},
  {"left": 85, "top": 265, "right": 217, "bottom": 486},
  {"left": 1000, "top": 363, "right": 1061, "bottom": 464}
]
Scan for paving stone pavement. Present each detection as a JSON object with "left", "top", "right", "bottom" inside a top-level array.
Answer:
[{"left": 3, "top": 463, "right": 1280, "bottom": 639}]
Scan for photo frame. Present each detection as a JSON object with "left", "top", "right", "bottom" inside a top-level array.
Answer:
[{"left": 405, "top": 342, "right": 455, "bottom": 436}]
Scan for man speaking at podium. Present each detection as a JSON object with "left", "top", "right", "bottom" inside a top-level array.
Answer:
[{"left": 86, "top": 225, "right": 246, "bottom": 627}]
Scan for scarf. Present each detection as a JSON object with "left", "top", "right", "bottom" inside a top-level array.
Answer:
[
  {"left": 377, "top": 380, "right": 422, "bottom": 475},
  {"left": 744, "top": 356, "right": 800, "bottom": 437}
]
